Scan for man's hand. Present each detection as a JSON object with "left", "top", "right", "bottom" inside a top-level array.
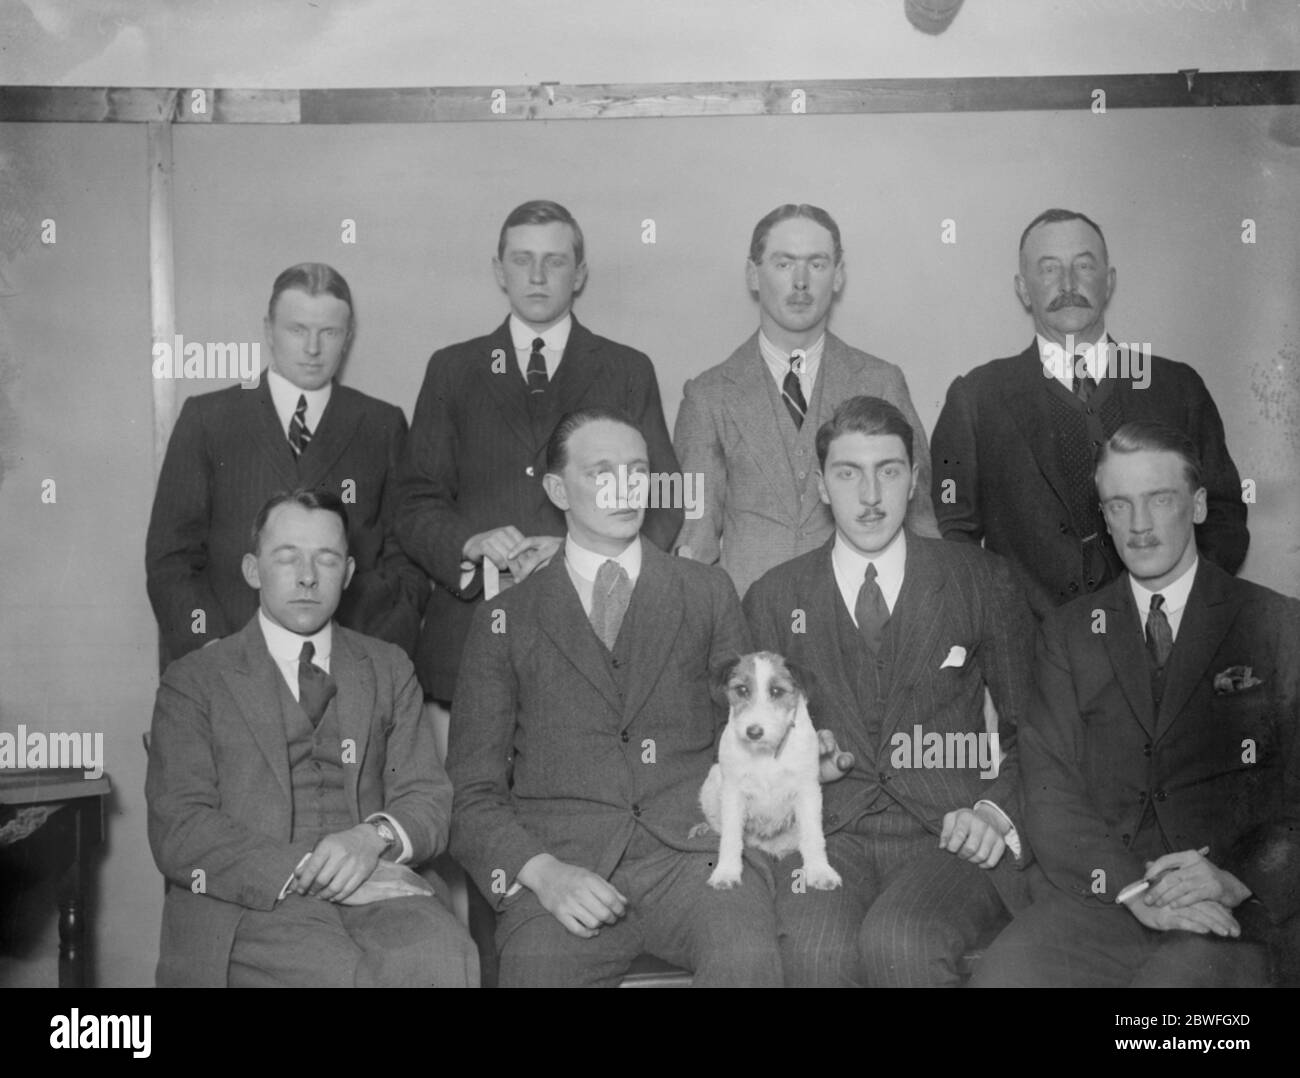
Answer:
[
  {"left": 339, "top": 861, "right": 436, "bottom": 907},
  {"left": 463, "top": 526, "right": 527, "bottom": 570},
  {"left": 939, "top": 805, "right": 1008, "bottom": 868},
  {"left": 294, "top": 824, "right": 387, "bottom": 902},
  {"left": 505, "top": 535, "right": 562, "bottom": 581},
  {"left": 1143, "top": 849, "right": 1252, "bottom": 911},
  {"left": 517, "top": 853, "right": 628, "bottom": 939},
  {"left": 1124, "top": 893, "right": 1241, "bottom": 937},
  {"left": 816, "top": 729, "right": 854, "bottom": 784}
]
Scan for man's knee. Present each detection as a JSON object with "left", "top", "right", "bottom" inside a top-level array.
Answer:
[
  {"left": 348, "top": 895, "right": 479, "bottom": 988},
  {"left": 857, "top": 904, "right": 972, "bottom": 988}
]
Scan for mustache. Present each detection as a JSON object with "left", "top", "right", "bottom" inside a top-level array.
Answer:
[{"left": 1048, "top": 291, "right": 1092, "bottom": 311}]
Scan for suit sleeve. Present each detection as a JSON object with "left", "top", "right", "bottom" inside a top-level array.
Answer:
[
  {"left": 338, "top": 409, "right": 429, "bottom": 657},
  {"left": 880, "top": 364, "right": 941, "bottom": 539},
  {"left": 1021, "top": 614, "right": 1145, "bottom": 904},
  {"left": 447, "top": 600, "right": 546, "bottom": 907},
  {"left": 1182, "top": 365, "right": 1249, "bottom": 576},
  {"left": 145, "top": 663, "right": 314, "bottom": 910},
  {"left": 395, "top": 353, "right": 483, "bottom": 599},
  {"left": 629, "top": 353, "right": 685, "bottom": 552},
  {"left": 930, "top": 374, "right": 983, "bottom": 547},
  {"left": 975, "top": 557, "right": 1036, "bottom": 837},
  {"left": 672, "top": 378, "right": 726, "bottom": 565},
  {"left": 145, "top": 397, "right": 234, "bottom": 662},
  {"left": 377, "top": 651, "right": 451, "bottom": 864}
]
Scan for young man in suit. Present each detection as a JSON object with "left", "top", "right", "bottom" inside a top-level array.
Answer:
[
  {"left": 396, "top": 201, "right": 683, "bottom": 706},
  {"left": 674, "top": 203, "right": 938, "bottom": 599},
  {"left": 448, "top": 408, "right": 784, "bottom": 987},
  {"left": 973, "top": 423, "right": 1300, "bottom": 987},
  {"left": 146, "top": 490, "right": 476, "bottom": 987},
  {"left": 744, "top": 396, "right": 1035, "bottom": 986},
  {"left": 146, "top": 263, "right": 427, "bottom": 668},
  {"left": 931, "top": 208, "right": 1248, "bottom": 618}
]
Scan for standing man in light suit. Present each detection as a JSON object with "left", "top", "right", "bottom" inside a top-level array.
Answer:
[{"left": 674, "top": 204, "right": 938, "bottom": 598}]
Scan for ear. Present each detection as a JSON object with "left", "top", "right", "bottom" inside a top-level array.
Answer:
[
  {"left": 815, "top": 468, "right": 830, "bottom": 506},
  {"left": 1104, "top": 264, "right": 1117, "bottom": 305},
  {"left": 542, "top": 471, "right": 568, "bottom": 512},
  {"left": 710, "top": 654, "right": 743, "bottom": 708},
  {"left": 241, "top": 552, "right": 261, "bottom": 591},
  {"left": 343, "top": 556, "right": 356, "bottom": 591},
  {"left": 908, "top": 460, "right": 920, "bottom": 501},
  {"left": 783, "top": 658, "right": 818, "bottom": 704},
  {"left": 492, "top": 256, "right": 507, "bottom": 291},
  {"left": 832, "top": 258, "right": 845, "bottom": 295},
  {"left": 1192, "top": 486, "right": 1208, "bottom": 525},
  {"left": 1013, "top": 272, "right": 1031, "bottom": 312},
  {"left": 573, "top": 261, "right": 588, "bottom": 293},
  {"left": 744, "top": 258, "right": 759, "bottom": 294}
]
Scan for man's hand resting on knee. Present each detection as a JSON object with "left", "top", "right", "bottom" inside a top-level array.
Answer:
[{"left": 517, "top": 853, "right": 628, "bottom": 939}]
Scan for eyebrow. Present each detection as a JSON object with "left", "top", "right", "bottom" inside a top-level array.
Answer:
[
  {"left": 827, "top": 457, "right": 908, "bottom": 469},
  {"left": 767, "top": 249, "right": 832, "bottom": 260}
]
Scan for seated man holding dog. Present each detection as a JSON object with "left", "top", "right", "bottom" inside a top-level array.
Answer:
[
  {"left": 146, "top": 490, "right": 477, "bottom": 987},
  {"left": 744, "top": 396, "right": 1036, "bottom": 986},
  {"left": 448, "top": 407, "right": 786, "bottom": 987},
  {"left": 973, "top": 423, "right": 1300, "bottom": 987}
]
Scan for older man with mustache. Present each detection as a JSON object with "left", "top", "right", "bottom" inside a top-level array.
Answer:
[{"left": 930, "top": 208, "right": 1248, "bottom": 618}]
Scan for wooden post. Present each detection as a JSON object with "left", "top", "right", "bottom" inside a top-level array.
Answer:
[{"left": 147, "top": 121, "right": 176, "bottom": 476}]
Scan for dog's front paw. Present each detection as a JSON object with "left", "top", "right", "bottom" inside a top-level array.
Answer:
[
  {"left": 802, "top": 863, "right": 842, "bottom": 891},
  {"left": 687, "top": 822, "right": 714, "bottom": 839},
  {"left": 707, "top": 864, "right": 744, "bottom": 890}
]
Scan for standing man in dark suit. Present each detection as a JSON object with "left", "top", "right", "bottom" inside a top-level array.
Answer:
[
  {"left": 146, "top": 490, "right": 476, "bottom": 987},
  {"left": 674, "top": 203, "right": 938, "bottom": 599},
  {"left": 397, "top": 201, "right": 682, "bottom": 706},
  {"left": 146, "top": 263, "right": 427, "bottom": 667},
  {"left": 448, "top": 408, "right": 783, "bottom": 987},
  {"left": 744, "top": 396, "right": 1035, "bottom": 986},
  {"left": 974, "top": 423, "right": 1300, "bottom": 987},
  {"left": 931, "top": 208, "right": 1248, "bottom": 617}
]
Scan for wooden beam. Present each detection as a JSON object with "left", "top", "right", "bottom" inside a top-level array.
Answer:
[
  {"left": 147, "top": 122, "right": 176, "bottom": 479},
  {"left": 1, "top": 71, "right": 1295, "bottom": 124}
]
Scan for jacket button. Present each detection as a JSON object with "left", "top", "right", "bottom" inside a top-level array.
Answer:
[
  {"left": 632, "top": 804, "right": 642, "bottom": 818},
  {"left": 1059, "top": 522, "right": 1070, "bottom": 534},
  {"left": 525, "top": 466, "right": 535, "bottom": 477},
  {"left": 611, "top": 657, "right": 622, "bottom": 668},
  {"left": 1155, "top": 790, "right": 1167, "bottom": 801},
  {"left": 1138, "top": 790, "right": 1147, "bottom": 802},
  {"left": 1142, "top": 743, "right": 1152, "bottom": 757},
  {"left": 620, "top": 731, "right": 629, "bottom": 743},
  {"left": 1068, "top": 582, "right": 1079, "bottom": 593},
  {"left": 1121, "top": 833, "right": 1131, "bottom": 846}
]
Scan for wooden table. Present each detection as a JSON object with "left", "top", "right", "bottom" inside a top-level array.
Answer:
[{"left": 0, "top": 769, "right": 112, "bottom": 987}]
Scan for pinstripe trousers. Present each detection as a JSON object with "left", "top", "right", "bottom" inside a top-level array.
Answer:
[{"left": 773, "top": 805, "right": 1010, "bottom": 987}]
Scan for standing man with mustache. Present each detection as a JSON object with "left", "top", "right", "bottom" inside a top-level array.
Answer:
[
  {"left": 931, "top": 208, "right": 1248, "bottom": 617},
  {"left": 674, "top": 203, "right": 938, "bottom": 599}
]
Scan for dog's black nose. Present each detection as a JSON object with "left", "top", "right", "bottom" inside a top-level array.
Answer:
[{"left": 745, "top": 724, "right": 764, "bottom": 741}]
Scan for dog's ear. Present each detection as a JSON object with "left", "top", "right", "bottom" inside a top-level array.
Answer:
[
  {"left": 783, "top": 658, "right": 818, "bottom": 703},
  {"left": 710, "top": 654, "right": 743, "bottom": 708}
]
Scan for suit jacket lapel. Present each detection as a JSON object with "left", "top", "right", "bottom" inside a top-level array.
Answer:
[
  {"left": 250, "top": 378, "right": 302, "bottom": 490},
  {"left": 1005, "top": 342, "right": 1073, "bottom": 513},
  {"left": 802, "top": 541, "right": 868, "bottom": 745},
  {"left": 1100, "top": 577, "right": 1157, "bottom": 735},
  {"left": 329, "top": 627, "right": 374, "bottom": 813},
  {"left": 476, "top": 318, "right": 538, "bottom": 453},
  {"left": 879, "top": 537, "right": 949, "bottom": 740},
  {"left": 548, "top": 317, "right": 604, "bottom": 417},
  {"left": 1156, "top": 562, "right": 1239, "bottom": 739},
  {"left": 297, "top": 386, "right": 363, "bottom": 488},
  {"left": 536, "top": 556, "right": 624, "bottom": 715},
  {"left": 220, "top": 618, "right": 293, "bottom": 806},
  {"left": 721, "top": 333, "right": 799, "bottom": 518},
  {"left": 620, "top": 545, "right": 685, "bottom": 724}
]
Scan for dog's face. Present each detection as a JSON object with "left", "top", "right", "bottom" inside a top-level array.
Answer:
[{"left": 717, "top": 651, "right": 808, "bottom": 754}]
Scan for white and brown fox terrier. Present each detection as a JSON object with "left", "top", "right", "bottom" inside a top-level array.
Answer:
[{"left": 693, "top": 651, "right": 842, "bottom": 891}]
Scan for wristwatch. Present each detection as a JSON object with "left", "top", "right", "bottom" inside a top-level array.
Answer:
[{"left": 367, "top": 817, "right": 397, "bottom": 854}]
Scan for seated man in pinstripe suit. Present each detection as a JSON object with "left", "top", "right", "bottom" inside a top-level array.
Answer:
[{"left": 743, "top": 396, "right": 1036, "bottom": 986}]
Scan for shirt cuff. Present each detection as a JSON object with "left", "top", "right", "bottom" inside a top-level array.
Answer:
[
  {"left": 459, "top": 561, "right": 476, "bottom": 592},
  {"left": 974, "top": 799, "right": 1021, "bottom": 860},
  {"left": 366, "top": 812, "right": 413, "bottom": 864}
]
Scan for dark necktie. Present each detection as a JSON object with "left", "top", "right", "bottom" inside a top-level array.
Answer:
[
  {"left": 1072, "top": 356, "right": 1097, "bottom": 404},
  {"left": 590, "top": 560, "right": 633, "bottom": 651},
  {"left": 854, "top": 562, "right": 890, "bottom": 654},
  {"left": 526, "top": 337, "right": 548, "bottom": 394},
  {"left": 782, "top": 350, "right": 808, "bottom": 429},
  {"left": 297, "top": 640, "right": 337, "bottom": 728},
  {"left": 1145, "top": 594, "right": 1173, "bottom": 706},
  {"left": 288, "top": 394, "right": 312, "bottom": 456}
]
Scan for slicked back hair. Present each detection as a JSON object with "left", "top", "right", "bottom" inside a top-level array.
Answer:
[
  {"left": 250, "top": 488, "right": 351, "bottom": 555},
  {"left": 749, "top": 203, "right": 844, "bottom": 265},
  {"left": 815, "top": 395, "right": 914, "bottom": 471},
  {"left": 545, "top": 407, "right": 643, "bottom": 475},
  {"left": 1018, "top": 208, "right": 1109, "bottom": 262},
  {"left": 497, "top": 200, "right": 585, "bottom": 266},
  {"left": 267, "top": 263, "right": 354, "bottom": 324},
  {"left": 1094, "top": 421, "right": 1204, "bottom": 493}
]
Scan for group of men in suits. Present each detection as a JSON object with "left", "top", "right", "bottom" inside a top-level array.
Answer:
[{"left": 142, "top": 197, "right": 1296, "bottom": 988}]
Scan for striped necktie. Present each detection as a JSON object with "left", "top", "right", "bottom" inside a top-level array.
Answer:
[
  {"left": 288, "top": 394, "right": 312, "bottom": 456},
  {"left": 782, "top": 350, "right": 808, "bottom": 429},
  {"left": 527, "top": 337, "right": 548, "bottom": 393}
]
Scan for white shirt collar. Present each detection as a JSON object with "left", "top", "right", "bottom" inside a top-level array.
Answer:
[
  {"left": 758, "top": 329, "right": 824, "bottom": 396},
  {"left": 258, "top": 608, "right": 333, "bottom": 670},
  {"left": 564, "top": 533, "right": 642, "bottom": 585},
  {"left": 1129, "top": 556, "right": 1198, "bottom": 624},
  {"left": 267, "top": 366, "right": 332, "bottom": 437},
  {"left": 831, "top": 527, "right": 907, "bottom": 618},
  {"left": 1036, "top": 330, "right": 1109, "bottom": 391},
  {"left": 509, "top": 312, "right": 572, "bottom": 354}
]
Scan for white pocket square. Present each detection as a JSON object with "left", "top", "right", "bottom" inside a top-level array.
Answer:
[{"left": 940, "top": 645, "right": 967, "bottom": 670}]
